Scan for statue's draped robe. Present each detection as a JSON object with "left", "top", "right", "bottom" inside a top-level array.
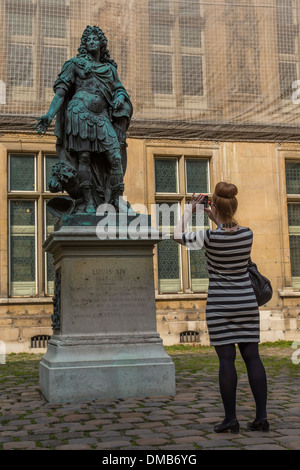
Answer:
[{"left": 52, "top": 56, "right": 133, "bottom": 205}]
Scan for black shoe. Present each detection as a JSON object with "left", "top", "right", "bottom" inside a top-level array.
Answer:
[
  {"left": 247, "top": 418, "right": 270, "bottom": 432},
  {"left": 214, "top": 418, "right": 240, "bottom": 434}
]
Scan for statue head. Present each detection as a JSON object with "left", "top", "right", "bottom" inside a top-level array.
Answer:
[{"left": 77, "top": 25, "right": 117, "bottom": 68}]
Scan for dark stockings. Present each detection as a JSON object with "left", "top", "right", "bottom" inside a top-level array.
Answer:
[
  {"left": 215, "top": 342, "right": 267, "bottom": 423},
  {"left": 215, "top": 343, "right": 237, "bottom": 422},
  {"left": 239, "top": 342, "right": 268, "bottom": 421}
]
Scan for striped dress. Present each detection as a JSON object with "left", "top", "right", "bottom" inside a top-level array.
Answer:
[{"left": 182, "top": 227, "right": 260, "bottom": 346}]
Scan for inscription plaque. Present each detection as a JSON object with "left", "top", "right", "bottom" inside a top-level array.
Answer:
[{"left": 62, "top": 257, "right": 155, "bottom": 335}]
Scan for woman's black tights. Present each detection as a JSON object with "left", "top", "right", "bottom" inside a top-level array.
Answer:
[{"left": 215, "top": 342, "right": 267, "bottom": 422}]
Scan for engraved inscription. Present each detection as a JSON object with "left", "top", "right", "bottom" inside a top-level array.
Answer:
[{"left": 66, "top": 259, "right": 154, "bottom": 333}]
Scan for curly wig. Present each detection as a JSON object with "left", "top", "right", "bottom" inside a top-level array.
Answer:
[{"left": 77, "top": 25, "right": 117, "bottom": 68}]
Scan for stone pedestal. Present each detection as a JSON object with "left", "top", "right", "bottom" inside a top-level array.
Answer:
[{"left": 39, "top": 215, "right": 175, "bottom": 403}]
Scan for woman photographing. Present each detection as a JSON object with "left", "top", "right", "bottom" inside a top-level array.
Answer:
[{"left": 173, "top": 182, "right": 269, "bottom": 434}]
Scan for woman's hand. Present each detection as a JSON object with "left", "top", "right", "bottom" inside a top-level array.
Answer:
[
  {"left": 204, "top": 201, "right": 218, "bottom": 224},
  {"left": 188, "top": 193, "right": 206, "bottom": 213},
  {"left": 173, "top": 193, "right": 207, "bottom": 245}
]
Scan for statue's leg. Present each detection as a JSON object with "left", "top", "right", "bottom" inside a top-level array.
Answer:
[
  {"left": 107, "top": 149, "right": 124, "bottom": 198},
  {"left": 106, "top": 149, "right": 136, "bottom": 215},
  {"left": 78, "top": 151, "right": 95, "bottom": 214},
  {"left": 106, "top": 149, "right": 132, "bottom": 213}
]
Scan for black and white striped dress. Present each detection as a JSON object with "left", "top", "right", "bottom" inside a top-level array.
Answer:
[{"left": 182, "top": 227, "right": 260, "bottom": 346}]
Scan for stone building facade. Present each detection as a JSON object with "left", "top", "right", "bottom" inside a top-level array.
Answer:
[{"left": 0, "top": 0, "right": 300, "bottom": 351}]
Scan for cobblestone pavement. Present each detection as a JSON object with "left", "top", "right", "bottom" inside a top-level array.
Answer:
[{"left": 0, "top": 346, "right": 299, "bottom": 451}]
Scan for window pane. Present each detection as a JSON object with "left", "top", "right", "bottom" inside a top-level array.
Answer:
[
  {"left": 288, "top": 204, "right": 300, "bottom": 283},
  {"left": 155, "top": 158, "right": 178, "bottom": 193},
  {"left": 7, "top": 44, "right": 33, "bottom": 87},
  {"left": 156, "top": 202, "right": 179, "bottom": 228},
  {"left": 179, "top": 0, "right": 201, "bottom": 18},
  {"left": 279, "top": 62, "right": 297, "bottom": 99},
  {"left": 45, "top": 209, "right": 59, "bottom": 295},
  {"left": 189, "top": 211, "right": 209, "bottom": 291},
  {"left": 156, "top": 202, "right": 181, "bottom": 293},
  {"left": 288, "top": 203, "right": 300, "bottom": 226},
  {"left": 289, "top": 236, "right": 300, "bottom": 276},
  {"left": 7, "top": 1, "right": 33, "bottom": 36},
  {"left": 157, "top": 240, "right": 181, "bottom": 293},
  {"left": 44, "top": 154, "right": 59, "bottom": 190},
  {"left": 186, "top": 159, "right": 208, "bottom": 193},
  {"left": 286, "top": 161, "right": 300, "bottom": 194},
  {"left": 41, "top": 15, "right": 67, "bottom": 39},
  {"left": 149, "top": 0, "right": 171, "bottom": 47},
  {"left": 190, "top": 207, "right": 209, "bottom": 231},
  {"left": 276, "top": 0, "right": 296, "bottom": 54},
  {"left": 151, "top": 53, "right": 173, "bottom": 94},
  {"left": 181, "top": 56, "right": 203, "bottom": 96},
  {"left": 9, "top": 155, "right": 35, "bottom": 191},
  {"left": 150, "top": 22, "right": 171, "bottom": 46},
  {"left": 42, "top": 48, "right": 68, "bottom": 88},
  {"left": 179, "top": 1, "right": 202, "bottom": 49},
  {"left": 10, "top": 201, "right": 36, "bottom": 296},
  {"left": 149, "top": 0, "right": 170, "bottom": 15},
  {"left": 277, "top": 28, "right": 296, "bottom": 55},
  {"left": 180, "top": 23, "right": 202, "bottom": 49},
  {"left": 190, "top": 249, "right": 209, "bottom": 291}
]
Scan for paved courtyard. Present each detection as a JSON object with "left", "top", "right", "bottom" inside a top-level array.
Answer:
[{"left": 0, "top": 345, "right": 299, "bottom": 451}]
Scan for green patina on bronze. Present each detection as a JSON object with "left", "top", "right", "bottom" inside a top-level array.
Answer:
[{"left": 36, "top": 25, "right": 134, "bottom": 217}]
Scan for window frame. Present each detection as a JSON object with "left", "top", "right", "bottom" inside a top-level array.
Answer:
[
  {"left": 8, "top": 153, "right": 37, "bottom": 193},
  {"left": 147, "top": 144, "right": 213, "bottom": 296},
  {"left": 154, "top": 156, "right": 180, "bottom": 195},
  {"left": 276, "top": 0, "right": 300, "bottom": 102},
  {"left": 6, "top": 149, "right": 61, "bottom": 297},
  {"left": 6, "top": 0, "right": 70, "bottom": 103},
  {"left": 8, "top": 198, "right": 38, "bottom": 297},
  {"left": 277, "top": 146, "right": 300, "bottom": 297},
  {"left": 148, "top": 0, "right": 206, "bottom": 109},
  {"left": 285, "top": 158, "right": 300, "bottom": 289}
]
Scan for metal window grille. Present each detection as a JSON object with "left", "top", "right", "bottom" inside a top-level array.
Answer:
[
  {"left": 30, "top": 335, "right": 50, "bottom": 348},
  {"left": 279, "top": 62, "right": 297, "bottom": 100},
  {"left": 180, "top": 330, "right": 200, "bottom": 343},
  {"left": 286, "top": 161, "right": 300, "bottom": 194},
  {"left": 1, "top": 0, "right": 300, "bottom": 137}
]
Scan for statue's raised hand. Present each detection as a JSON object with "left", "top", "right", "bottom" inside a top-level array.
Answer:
[{"left": 35, "top": 114, "right": 52, "bottom": 134}]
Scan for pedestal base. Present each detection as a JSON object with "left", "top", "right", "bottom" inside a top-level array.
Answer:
[
  {"left": 40, "top": 334, "right": 175, "bottom": 403},
  {"left": 40, "top": 219, "right": 175, "bottom": 403}
]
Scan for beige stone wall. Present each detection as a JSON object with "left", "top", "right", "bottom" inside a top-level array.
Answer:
[{"left": 125, "top": 139, "right": 300, "bottom": 346}]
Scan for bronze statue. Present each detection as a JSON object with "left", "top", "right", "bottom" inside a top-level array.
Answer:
[{"left": 36, "top": 25, "right": 133, "bottom": 216}]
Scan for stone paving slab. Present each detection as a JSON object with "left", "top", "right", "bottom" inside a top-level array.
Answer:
[{"left": 0, "top": 347, "right": 299, "bottom": 451}]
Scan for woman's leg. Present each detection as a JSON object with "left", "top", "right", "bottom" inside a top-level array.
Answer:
[
  {"left": 214, "top": 343, "right": 238, "bottom": 422},
  {"left": 238, "top": 342, "right": 268, "bottom": 421}
]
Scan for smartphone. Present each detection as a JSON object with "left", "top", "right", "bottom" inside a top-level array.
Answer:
[{"left": 202, "top": 195, "right": 209, "bottom": 208}]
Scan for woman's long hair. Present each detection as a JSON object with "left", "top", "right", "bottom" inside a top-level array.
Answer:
[{"left": 77, "top": 25, "right": 117, "bottom": 68}]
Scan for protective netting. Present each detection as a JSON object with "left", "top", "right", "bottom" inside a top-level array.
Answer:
[{"left": 1, "top": 0, "right": 300, "bottom": 140}]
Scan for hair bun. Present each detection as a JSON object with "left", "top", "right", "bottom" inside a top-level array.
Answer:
[{"left": 215, "top": 182, "right": 238, "bottom": 199}]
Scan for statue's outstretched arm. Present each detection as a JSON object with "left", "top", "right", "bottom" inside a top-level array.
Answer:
[{"left": 35, "top": 88, "right": 66, "bottom": 134}]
